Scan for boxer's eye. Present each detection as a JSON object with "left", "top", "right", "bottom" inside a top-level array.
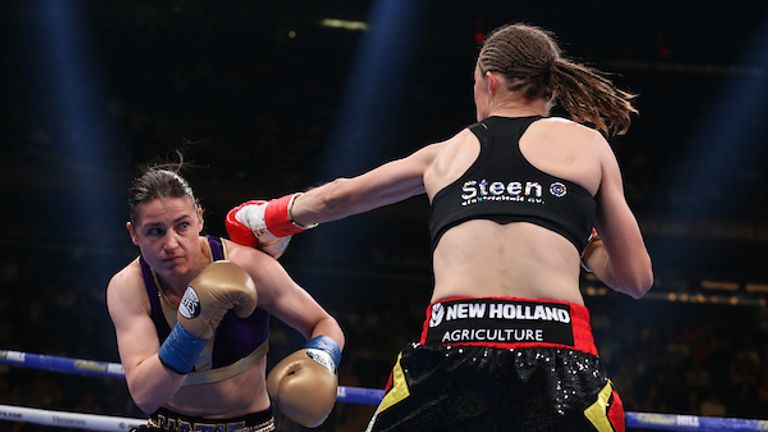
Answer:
[{"left": 146, "top": 227, "right": 165, "bottom": 237}]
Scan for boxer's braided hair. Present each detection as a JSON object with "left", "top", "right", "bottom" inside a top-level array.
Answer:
[
  {"left": 478, "top": 23, "right": 637, "bottom": 136},
  {"left": 128, "top": 157, "right": 200, "bottom": 223}
]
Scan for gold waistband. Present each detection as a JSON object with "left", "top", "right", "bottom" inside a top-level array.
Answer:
[{"left": 182, "top": 340, "right": 269, "bottom": 386}]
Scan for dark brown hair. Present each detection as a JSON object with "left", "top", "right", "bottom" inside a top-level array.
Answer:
[
  {"left": 477, "top": 23, "right": 638, "bottom": 135},
  {"left": 128, "top": 161, "right": 200, "bottom": 223}
]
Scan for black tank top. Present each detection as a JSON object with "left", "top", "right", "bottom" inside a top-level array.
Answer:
[{"left": 428, "top": 116, "right": 596, "bottom": 252}]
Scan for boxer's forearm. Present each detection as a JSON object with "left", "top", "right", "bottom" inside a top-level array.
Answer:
[
  {"left": 309, "top": 316, "right": 345, "bottom": 351},
  {"left": 291, "top": 179, "right": 364, "bottom": 226},
  {"left": 292, "top": 178, "right": 418, "bottom": 226},
  {"left": 126, "top": 354, "right": 187, "bottom": 414},
  {"left": 583, "top": 240, "right": 652, "bottom": 299},
  {"left": 291, "top": 150, "right": 432, "bottom": 226}
]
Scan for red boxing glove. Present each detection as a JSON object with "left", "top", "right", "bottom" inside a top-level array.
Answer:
[
  {"left": 225, "top": 200, "right": 267, "bottom": 249},
  {"left": 225, "top": 194, "right": 316, "bottom": 258}
]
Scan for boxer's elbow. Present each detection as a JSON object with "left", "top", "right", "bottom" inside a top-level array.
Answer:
[
  {"left": 617, "top": 260, "right": 654, "bottom": 299},
  {"left": 125, "top": 367, "right": 173, "bottom": 414},
  {"left": 314, "top": 315, "right": 346, "bottom": 351},
  {"left": 134, "top": 399, "right": 161, "bottom": 415},
  {"left": 330, "top": 317, "right": 346, "bottom": 351},
  {"left": 624, "top": 276, "right": 653, "bottom": 299},
  {"left": 128, "top": 382, "right": 164, "bottom": 414}
]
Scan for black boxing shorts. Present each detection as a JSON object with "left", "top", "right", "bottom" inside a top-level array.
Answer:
[
  {"left": 366, "top": 296, "right": 625, "bottom": 432},
  {"left": 132, "top": 406, "right": 275, "bottom": 432}
]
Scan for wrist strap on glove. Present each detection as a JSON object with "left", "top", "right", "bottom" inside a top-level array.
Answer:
[
  {"left": 265, "top": 194, "right": 318, "bottom": 237},
  {"left": 158, "top": 323, "right": 207, "bottom": 374},
  {"left": 303, "top": 335, "right": 341, "bottom": 374}
]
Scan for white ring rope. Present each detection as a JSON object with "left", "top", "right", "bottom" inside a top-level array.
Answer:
[
  {"left": 0, "top": 404, "right": 144, "bottom": 431},
  {"left": 2, "top": 350, "right": 766, "bottom": 431}
]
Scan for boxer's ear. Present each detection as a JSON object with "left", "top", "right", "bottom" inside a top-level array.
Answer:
[
  {"left": 196, "top": 206, "right": 204, "bottom": 233},
  {"left": 126, "top": 222, "right": 139, "bottom": 245}
]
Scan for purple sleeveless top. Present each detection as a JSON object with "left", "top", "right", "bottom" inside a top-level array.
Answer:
[{"left": 139, "top": 235, "right": 270, "bottom": 370}]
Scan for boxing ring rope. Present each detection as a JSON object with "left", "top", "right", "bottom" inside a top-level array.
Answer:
[{"left": 1, "top": 350, "right": 766, "bottom": 431}]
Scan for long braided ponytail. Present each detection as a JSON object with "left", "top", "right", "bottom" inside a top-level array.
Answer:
[{"left": 478, "top": 23, "right": 638, "bottom": 136}]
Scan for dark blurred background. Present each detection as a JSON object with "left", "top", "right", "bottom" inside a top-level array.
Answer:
[{"left": 1, "top": 0, "right": 767, "bottom": 430}]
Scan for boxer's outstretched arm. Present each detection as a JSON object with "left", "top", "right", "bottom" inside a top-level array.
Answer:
[
  {"left": 225, "top": 142, "right": 444, "bottom": 255},
  {"left": 106, "top": 267, "right": 186, "bottom": 413},
  {"left": 290, "top": 142, "right": 443, "bottom": 226}
]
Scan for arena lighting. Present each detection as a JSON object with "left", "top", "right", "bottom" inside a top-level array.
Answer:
[
  {"left": 318, "top": 0, "right": 426, "bottom": 179},
  {"left": 700, "top": 280, "right": 740, "bottom": 291},
  {"left": 320, "top": 18, "right": 368, "bottom": 31},
  {"left": 23, "top": 1, "right": 122, "bottom": 258},
  {"left": 319, "top": 0, "right": 425, "bottom": 176},
  {"left": 582, "top": 286, "right": 766, "bottom": 306},
  {"left": 29, "top": 0, "right": 117, "bottom": 168},
  {"left": 292, "top": 0, "right": 426, "bottom": 264},
  {"left": 745, "top": 283, "right": 768, "bottom": 293},
  {"left": 648, "top": 17, "right": 768, "bottom": 278}
]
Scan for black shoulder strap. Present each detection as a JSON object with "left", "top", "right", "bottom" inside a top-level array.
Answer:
[{"left": 467, "top": 121, "right": 488, "bottom": 146}]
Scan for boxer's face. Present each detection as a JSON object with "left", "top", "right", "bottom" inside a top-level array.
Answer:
[{"left": 127, "top": 197, "right": 203, "bottom": 278}]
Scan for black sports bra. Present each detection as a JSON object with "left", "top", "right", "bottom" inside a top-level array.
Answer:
[{"left": 428, "top": 116, "right": 596, "bottom": 252}]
